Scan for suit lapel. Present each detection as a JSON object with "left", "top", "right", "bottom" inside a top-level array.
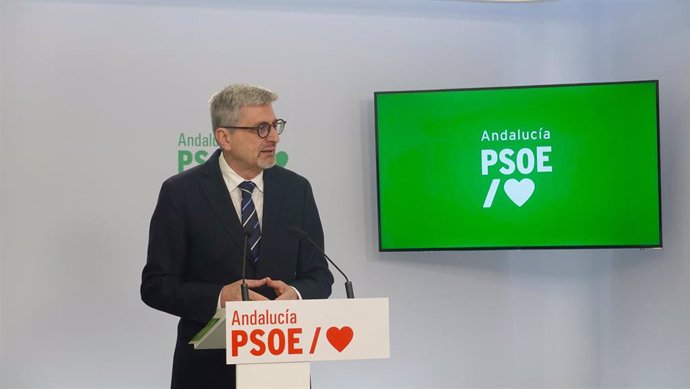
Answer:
[
  {"left": 198, "top": 149, "right": 244, "bottom": 249},
  {"left": 260, "top": 166, "right": 285, "bottom": 260}
]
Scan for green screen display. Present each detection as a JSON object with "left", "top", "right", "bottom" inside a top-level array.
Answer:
[{"left": 375, "top": 81, "right": 662, "bottom": 251}]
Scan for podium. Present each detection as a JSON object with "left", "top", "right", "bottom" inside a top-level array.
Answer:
[{"left": 191, "top": 298, "right": 390, "bottom": 389}]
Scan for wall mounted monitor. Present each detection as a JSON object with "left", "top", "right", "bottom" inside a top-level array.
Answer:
[{"left": 375, "top": 80, "right": 662, "bottom": 251}]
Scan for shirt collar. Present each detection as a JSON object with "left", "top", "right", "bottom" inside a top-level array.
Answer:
[{"left": 218, "top": 152, "right": 264, "bottom": 193}]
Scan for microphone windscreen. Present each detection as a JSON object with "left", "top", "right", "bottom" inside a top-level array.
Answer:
[{"left": 243, "top": 226, "right": 254, "bottom": 237}]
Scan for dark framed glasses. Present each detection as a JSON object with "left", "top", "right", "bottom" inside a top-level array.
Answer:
[{"left": 221, "top": 119, "right": 286, "bottom": 138}]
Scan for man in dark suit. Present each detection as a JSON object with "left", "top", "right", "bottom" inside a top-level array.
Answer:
[{"left": 141, "top": 84, "right": 334, "bottom": 388}]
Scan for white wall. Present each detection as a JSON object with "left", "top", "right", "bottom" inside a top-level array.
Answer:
[
  {"left": 0, "top": 5, "right": 9, "bottom": 385},
  {"left": 0, "top": 0, "right": 688, "bottom": 388}
]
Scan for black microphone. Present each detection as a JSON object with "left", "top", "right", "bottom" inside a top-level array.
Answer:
[
  {"left": 288, "top": 226, "right": 354, "bottom": 299},
  {"left": 240, "top": 226, "right": 253, "bottom": 301}
]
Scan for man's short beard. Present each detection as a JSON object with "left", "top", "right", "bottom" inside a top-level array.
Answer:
[{"left": 258, "top": 157, "right": 276, "bottom": 170}]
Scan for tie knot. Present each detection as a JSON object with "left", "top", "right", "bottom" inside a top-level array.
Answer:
[
  {"left": 239, "top": 181, "right": 255, "bottom": 197},
  {"left": 239, "top": 181, "right": 255, "bottom": 198}
]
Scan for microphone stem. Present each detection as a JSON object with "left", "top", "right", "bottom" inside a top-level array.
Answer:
[
  {"left": 290, "top": 227, "right": 355, "bottom": 299},
  {"left": 320, "top": 247, "right": 354, "bottom": 299},
  {"left": 241, "top": 230, "right": 250, "bottom": 301}
]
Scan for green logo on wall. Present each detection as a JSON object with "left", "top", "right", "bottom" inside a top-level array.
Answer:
[
  {"left": 177, "top": 132, "right": 288, "bottom": 172},
  {"left": 275, "top": 151, "right": 289, "bottom": 167}
]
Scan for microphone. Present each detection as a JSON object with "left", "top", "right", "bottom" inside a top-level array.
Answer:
[
  {"left": 240, "top": 226, "right": 253, "bottom": 301},
  {"left": 288, "top": 226, "right": 354, "bottom": 299}
]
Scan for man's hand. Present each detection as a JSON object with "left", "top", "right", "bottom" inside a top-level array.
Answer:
[
  {"left": 220, "top": 279, "right": 269, "bottom": 307},
  {"left": 266, "top": 278, "right": 299, "bottom": 300}
]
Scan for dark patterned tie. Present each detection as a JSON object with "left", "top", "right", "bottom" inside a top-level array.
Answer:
[{"left": 239, "top": 181, "right": 261, "bottom": 263}]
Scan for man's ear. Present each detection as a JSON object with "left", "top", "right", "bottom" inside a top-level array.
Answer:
[{"left": 215, "top": 128, "right": 231, "bottom": 151}]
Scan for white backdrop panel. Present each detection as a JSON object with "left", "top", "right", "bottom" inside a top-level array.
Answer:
[{"left": 0, "top": 1, "right": 688, "bottom": 388}]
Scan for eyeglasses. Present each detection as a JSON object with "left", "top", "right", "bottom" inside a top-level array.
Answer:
[{"left": 221, "top": 119, "right": 286, "bottom": 138}]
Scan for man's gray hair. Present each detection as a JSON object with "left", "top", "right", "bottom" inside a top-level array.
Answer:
[{"left": 209, "top": 84, "right": 278, "bottom": 130}]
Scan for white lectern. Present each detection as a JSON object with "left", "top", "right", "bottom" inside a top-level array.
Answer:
[{"left": 191, "top": 298, "right": 390, "bottom": 389}]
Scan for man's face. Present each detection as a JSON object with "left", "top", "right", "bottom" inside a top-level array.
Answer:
[{"left": 222, "top": 104, "right": 280, "bottom": 179}]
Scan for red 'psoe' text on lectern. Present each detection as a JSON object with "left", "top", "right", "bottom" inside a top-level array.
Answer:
[{"left": 191, "top": 298, "right": 390, "bottom": 389}]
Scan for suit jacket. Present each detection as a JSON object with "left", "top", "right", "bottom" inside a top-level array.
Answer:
[{"left": 141, "top": 149, "right": 334, "bottom": 388}]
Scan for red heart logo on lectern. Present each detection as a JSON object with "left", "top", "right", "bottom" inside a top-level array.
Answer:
[{"left": 326, "top": 326, "right": 353, "bottom": 352}]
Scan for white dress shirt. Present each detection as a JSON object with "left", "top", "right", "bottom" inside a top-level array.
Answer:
[{"left": 218, "top": 154, "right": 264, "bottom": 225}]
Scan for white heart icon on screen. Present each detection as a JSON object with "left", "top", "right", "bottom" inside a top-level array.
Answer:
[{"left": 504, "top": 178, "right": 535, "bottom": 207}]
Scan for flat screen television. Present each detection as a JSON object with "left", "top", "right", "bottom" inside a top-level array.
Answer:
[{"left": 374, "top": 80, "right": 662, "bottom": 251}]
